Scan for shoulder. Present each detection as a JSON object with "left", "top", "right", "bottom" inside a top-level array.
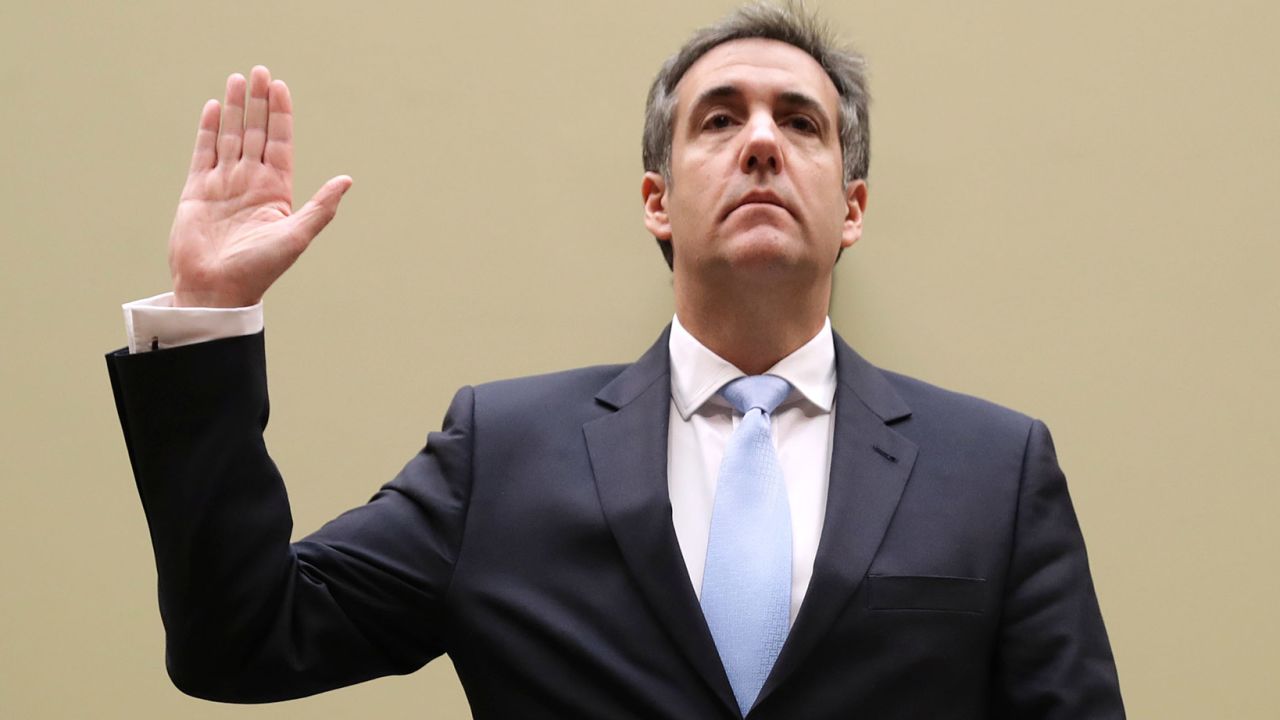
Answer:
[
  {"left": 834, "top": 332, "right": 1036, "bottom": 446},
  {"left": 438, "top": 364, "right": 636, "bottom": 453},
  {"left": 876, "top": 368, "right": 1039, "bottom": 457},
  {"left": 469, "top": 363, "right": 632, "bottom": 419},
  {"left": 883, "top": 369, "right": 1032, "bottom": 426}
]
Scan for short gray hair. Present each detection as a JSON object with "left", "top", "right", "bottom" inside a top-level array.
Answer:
[
  {"left": 642, "top": 2, "right": 870, "bottom": 184},
  {"left": 641, "top": 2, "right": 870, "bottom": 268}
]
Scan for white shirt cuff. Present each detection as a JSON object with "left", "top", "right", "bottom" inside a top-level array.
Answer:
[{"left": 122, "top": 292, "right": 264, "bottom": 354}]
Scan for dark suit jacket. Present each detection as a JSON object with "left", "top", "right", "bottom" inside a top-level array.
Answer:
[{"left": 106, "top": 326, "right": 1124, "bottom": 719}]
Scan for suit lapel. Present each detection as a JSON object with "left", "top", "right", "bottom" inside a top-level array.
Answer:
[
  {"left": 584, "top": 326, "right": 741, "bottom": 717},
  {"left": 754, "top": 332, "right": 918, "bottom": 711}
]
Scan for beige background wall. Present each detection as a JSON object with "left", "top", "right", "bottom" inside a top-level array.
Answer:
[{"left": 2, "top": 1, "right": 1276, "bottom": 717}]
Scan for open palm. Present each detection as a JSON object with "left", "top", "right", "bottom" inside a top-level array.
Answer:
[{"left": 169, "top": 66, "right": 351, "bottom": 308}]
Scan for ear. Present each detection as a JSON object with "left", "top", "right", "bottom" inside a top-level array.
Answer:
[
  {"left": 642, "top": 171, "right": 672, "bottom": 241},
  {"left": 840, "top": 179, "right": 868, "bottom": 249}
]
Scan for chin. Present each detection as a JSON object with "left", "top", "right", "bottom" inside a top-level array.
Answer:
[{"left": 723, "top": 228, "right": 805, "bottom": 269}]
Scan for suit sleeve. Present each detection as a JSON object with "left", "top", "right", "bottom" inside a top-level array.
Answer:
[
  {"left": 106, "top": 332, "right": 474, "bottom": 702},
  {"left": 990, "top": 419, "right": 1126, "bottom": 719}
]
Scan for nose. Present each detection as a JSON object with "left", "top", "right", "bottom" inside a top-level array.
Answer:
[{"left": 738, "top": 114, "right": 783, "bottom": 175}]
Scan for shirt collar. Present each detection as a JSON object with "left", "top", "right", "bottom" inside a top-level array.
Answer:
[{"left": 668, "top": 314, "right": 837, "bottom": 420}]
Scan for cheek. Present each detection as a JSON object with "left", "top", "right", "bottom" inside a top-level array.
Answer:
[
  {"left": 672, "top": 147, "right": 728, "bottom": 197},
  {"left": 667, "top": 175, "right": 718, "bottom": 233},
  {"left": 806, "top": 185, "right": 852, "bottom": 243},
  {"left": 803, "top": 180, "right": 844, "bottom": 220}
]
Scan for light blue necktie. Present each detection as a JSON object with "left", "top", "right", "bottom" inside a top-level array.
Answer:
[{"left": 701, "top": 374, "right": 793, "bottom": 716}]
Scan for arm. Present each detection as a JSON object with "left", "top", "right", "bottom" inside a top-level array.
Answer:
[
  {"left": 108, "top": 68, "right": 455, "bottom": 701},
  {"left": 107, "top": 333, "right": 473, "bottom": 702},
  {"left": 990, "top": 420, "right": 1126, "bottom": 718}
]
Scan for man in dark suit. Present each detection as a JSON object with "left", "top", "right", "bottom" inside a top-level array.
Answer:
[{"left": 108, "top": 4, "right": 1124, "bottom": 718}]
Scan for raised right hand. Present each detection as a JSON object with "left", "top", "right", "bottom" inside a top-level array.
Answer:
[{"left": 168, "top": 66, "right": 352, "bottom": 308}]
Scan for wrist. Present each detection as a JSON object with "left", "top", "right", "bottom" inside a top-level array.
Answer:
[{"left": 172, "top": 285, "right": 259, "bottom": 309}]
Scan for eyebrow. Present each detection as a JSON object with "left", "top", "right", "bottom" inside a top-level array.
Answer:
[
  {"left": 689, "top": 84, "right": 743, "bottom": 111},
  {"left": 687, "top": 84, "right": 832, "bottom": 130},
  {"left": 777, "top": 90, "right": 828, "bottom": 121}
]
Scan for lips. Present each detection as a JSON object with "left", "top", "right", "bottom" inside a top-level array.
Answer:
[{"left": 725, "top": 189, "right": 790, "bottom": 219}]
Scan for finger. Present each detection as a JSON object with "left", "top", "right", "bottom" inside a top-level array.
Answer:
[
  {"left": 241, "top": 66, "right": 271, "bottom": 162},
  {"left": 287, "top": 175, "right": 353, "bottom": 247},
  {"left": 216, "top": 73, "right": 246, "bottom": 165},
  {"left": 189, "top": 99, "right": 221, "bottom": 172},
  {"left": 264, "top": 79, "right": 293, "bottom": 172}
]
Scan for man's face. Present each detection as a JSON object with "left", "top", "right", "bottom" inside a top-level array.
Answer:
[{"left": 644, "top": 38, "right": 866, "bottom": 283}]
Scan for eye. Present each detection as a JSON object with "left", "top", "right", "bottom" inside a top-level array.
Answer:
[
  {"left": 785, "top": 115, "right": 819, "bottom": 134},
  {"left": 703, "top": 113, "right": 735, "bottom": 131}
]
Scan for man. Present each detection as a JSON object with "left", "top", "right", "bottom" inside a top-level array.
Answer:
[{"left": 107, "top": 4, "right": 1124, "bottom": 718}]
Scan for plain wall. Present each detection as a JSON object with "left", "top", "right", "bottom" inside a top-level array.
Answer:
[{"left": 2, "top": 1, "right": 1276, "bottom": 717}]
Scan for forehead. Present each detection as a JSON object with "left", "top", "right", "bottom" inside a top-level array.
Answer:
[{"left": 674, "top": 38, "right": 840, "bottom": 122}]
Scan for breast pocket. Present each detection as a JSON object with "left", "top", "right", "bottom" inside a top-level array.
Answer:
[{"left": 865, "top": 574, "right": 987, "bottom": 614}]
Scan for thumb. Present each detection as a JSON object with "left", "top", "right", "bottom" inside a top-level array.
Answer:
[{"left": 289, "top": 175, "right": 353, "bottom": 247}]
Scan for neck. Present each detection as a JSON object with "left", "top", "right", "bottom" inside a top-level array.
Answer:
[{"left": 674, "top": 271, "right": 831, "bottom": 375}]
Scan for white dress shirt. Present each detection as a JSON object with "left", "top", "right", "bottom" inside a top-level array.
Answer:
[
  {"left": 666, "top": 315, "right": 836, "bottom": 626},
  {"left": 122, "top": 297, "right": 837, "bottom": 626}
]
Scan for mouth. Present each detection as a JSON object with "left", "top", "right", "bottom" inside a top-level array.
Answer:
[{"left": 725, "top": 191, "right": 790, "bottom": 220}]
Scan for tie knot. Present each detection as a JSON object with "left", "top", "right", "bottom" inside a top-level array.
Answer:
[{"left": 720, "top": 375, "right": 791, "bottom": 417}]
